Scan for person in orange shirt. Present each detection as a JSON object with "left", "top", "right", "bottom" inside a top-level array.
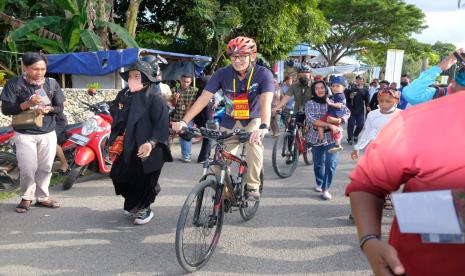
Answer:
[{"left": 346, "top": 71, "right": 465, "bottom": 276}]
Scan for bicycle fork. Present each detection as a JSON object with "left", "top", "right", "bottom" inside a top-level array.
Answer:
[{"left": 192, "top": 165, "right": 227, "bottom": 228}]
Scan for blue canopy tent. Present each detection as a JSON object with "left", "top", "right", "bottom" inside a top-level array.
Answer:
[{"left": 46, "top": 48, "right": 212, "bottom": 88}]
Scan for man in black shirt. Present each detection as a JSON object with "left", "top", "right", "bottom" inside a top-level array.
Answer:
[{"left": 345, "top": 75, "right": 370, "bottom": 145}]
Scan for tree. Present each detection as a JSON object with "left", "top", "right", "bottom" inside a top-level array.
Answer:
[
  {"left": 124, "top": 0, "right": 142, "bottom": 38},
  {"left": 232, "top": 0, "right": 328, "bottom": 64},
  {"left": 4, "top": 0, "right": 138, "bottom": 54},
  {"left": 183, "top": 0, "right": 241, "bottom": 72},
  {"left": 314, "top": 0, "right": 426, "bottom": 66},
  {"left": 431, "top": 41, "right": 456, "bottom": 59}
]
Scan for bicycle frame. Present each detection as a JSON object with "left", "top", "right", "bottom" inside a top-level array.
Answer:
[
  {"left": 284, "top": 112, "right": 307, "bottom": 154},
  {"left": 195, "top": 135, "right": 248, "bottom": 225}
]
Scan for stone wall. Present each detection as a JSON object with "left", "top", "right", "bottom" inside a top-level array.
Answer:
[{"left": 0, "top": 87, "right": 119, "bottom": 126}]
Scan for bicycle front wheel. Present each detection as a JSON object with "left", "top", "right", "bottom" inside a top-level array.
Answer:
[
  {"left": 272, "top": 132, "right": 299, "bottom": 178},
  {"left": 239, "top": 169, "right": 264, "bottom": 221},
  {"left": 175, "top": 178, "right": 224, "bottom": 273}
]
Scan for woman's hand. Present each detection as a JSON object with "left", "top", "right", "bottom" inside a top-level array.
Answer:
[
  {"left": 137, "top": 142, "right": 152, "bottom": 159},
  {"left": 351, "top": 150, "right": 359, "bottom": 160},
  {"left": 28, "top": 95, "right": 42, "bottom": 107},
  {"left": 328, "top": 124, "right": 341, "bottom": 134},
  {"left": 363, "top": 239, "right": 405, "bottom": 276}
]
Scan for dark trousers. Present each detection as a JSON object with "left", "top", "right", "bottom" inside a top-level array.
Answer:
[
  {"left": 347, "top": 114, "right": 365, "bottom": 140},
  {"left": 197, "top": 137, "right": 212, "bottom": 162}
]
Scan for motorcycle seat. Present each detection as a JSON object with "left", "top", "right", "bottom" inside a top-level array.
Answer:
[
  {"left": 0, "top": 126, "right": 13, "bottom": 135},
  {"left": 64, "top": 123, "right": 83, "bottom": 132}
]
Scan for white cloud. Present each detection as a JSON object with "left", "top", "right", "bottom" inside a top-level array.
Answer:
[{"left": 404, "top": 1, "right": 465, "bottom": 48}]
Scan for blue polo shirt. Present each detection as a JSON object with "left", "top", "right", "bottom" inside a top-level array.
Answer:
[{"left": 204, "top": 64, "right": 274, "bottom": 129}]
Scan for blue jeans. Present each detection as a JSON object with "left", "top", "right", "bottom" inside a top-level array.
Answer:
[
  {"left": 180, "top": 121, "right": 193, "bottom": 159},
  {"left": 311, "top": 143, "right": 340, "bottom": 191}
]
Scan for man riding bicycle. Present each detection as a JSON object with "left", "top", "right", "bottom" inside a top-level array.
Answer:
[
  {"left": 172, "top": 36, "right": 274, "bottom": 200},
  {"left": 271, "top": 65, "right": 313, "bottom": 163},
  {"left": 273, "top": 64, "right": 313, "bottom": 117}
]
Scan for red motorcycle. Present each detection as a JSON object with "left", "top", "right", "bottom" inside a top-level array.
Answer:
[
  {"left": 0, "top": 123, "right": 82, "bottom": 192},
  {"left": 62, "top": 101, "right": 112, "bottom": 190}
]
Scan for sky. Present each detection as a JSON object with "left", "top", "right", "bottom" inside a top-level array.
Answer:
[{"left": 404, "top": 0, "right": 465, "bottom": 48}]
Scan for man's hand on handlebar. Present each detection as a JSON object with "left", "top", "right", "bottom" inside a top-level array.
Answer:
[
  {"left": 250, "top": 128, "right": 268, "bottom": 144},
  {"left": 172, "top": 120, "right": 188, "bottom": 132}
]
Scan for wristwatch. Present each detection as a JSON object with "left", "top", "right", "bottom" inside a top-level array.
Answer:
[{"left": 259, "top": 123, "right": 269, "bottom": 130}]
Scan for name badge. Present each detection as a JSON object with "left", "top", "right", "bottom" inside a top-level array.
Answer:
[
  {"left": 233, "top": 92, "right": 249, "bottom": 120},
  {"left": 392, "top": 189, "right": 465, "bottom": 244}
]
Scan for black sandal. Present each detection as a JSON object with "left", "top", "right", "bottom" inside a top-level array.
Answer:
[
  {"left": 16, "top": 199, "right": 32, "bottom": 213},
  {"left": 35, "top": 199, "right": 60, "bottom": 208},
  {"left": 55, "top": 168, "right": 70, "bottom": 176}
]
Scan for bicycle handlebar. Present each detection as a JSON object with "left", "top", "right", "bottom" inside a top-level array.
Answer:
[
  {"left": 180, "top": 127, "right": 251, "bottom": 143},
  {"left": 275, "top": 109, "right": 305, "bottom": 117}
]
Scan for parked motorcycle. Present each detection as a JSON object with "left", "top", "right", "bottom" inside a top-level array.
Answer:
[
  {"left": 0, "top": 123, "right": 82, "bottom": 192},
  {"left": 62, "top": 101, "right": 112, "bottom": 190}
]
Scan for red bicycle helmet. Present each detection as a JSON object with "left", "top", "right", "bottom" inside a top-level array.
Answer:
[{"left": 227, "top": 36, "right": 257, "bottom": 55}]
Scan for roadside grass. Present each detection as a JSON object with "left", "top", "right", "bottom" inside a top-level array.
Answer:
[{"left": 0, "top": 175, "right": 65, "bottom": 201}]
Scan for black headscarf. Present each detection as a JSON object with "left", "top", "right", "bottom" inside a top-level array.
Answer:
[{"left": 310, "top": 80, "right": 329, "bottom": 104}]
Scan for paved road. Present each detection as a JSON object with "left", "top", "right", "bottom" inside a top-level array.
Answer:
[{"left": 0, "top": 137, "right": 393, "bottom": 275}]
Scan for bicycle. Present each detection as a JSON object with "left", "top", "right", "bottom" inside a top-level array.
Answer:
[
  {"left": 272, "top": 110, "right": 312, "bottom": 178},
  {"left": 175, "top": 127, "right": 264, "bottom": 272}
]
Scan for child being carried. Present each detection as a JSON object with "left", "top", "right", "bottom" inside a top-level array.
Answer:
[{"left": 316, "top": 76, "right": 347, "bottom": 153}]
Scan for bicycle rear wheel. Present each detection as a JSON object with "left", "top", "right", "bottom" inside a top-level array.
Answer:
[
  {"left": 302, "top": 143, "right": 313, "bottom": 165},
  {"left": 175, "top": 178, "right": 224, "bottom": 272},
  {"left": 272, "top": 132, "right": 299, "bottom": 178},
  {"left": 239, "top": 169, "right": 264, "bottom": 221}
]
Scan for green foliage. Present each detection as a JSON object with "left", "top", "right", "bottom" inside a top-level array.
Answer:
[
  {"left": 97, "top": 20, "right": 139, "bottom": 49},
  {"left": 135, "top": 31, "right": 173, "bottom": 50},
  {"left": 86, "top": 82, "right": 100, "bottom": 89},
  {"left": 232, "top": 0, "right": 328, "bottom": 63},
  {"left": 183, "top": 0, "right": 242, "bottom": 71},
  {"left": 432, "top": 41, "right": 457, "bottom": 59},
  {"left": 3, "top": 0, "right": 137, "bottom": 55},
  {"left": 315, "top": 0, "right": 426, "bottom": 65}
]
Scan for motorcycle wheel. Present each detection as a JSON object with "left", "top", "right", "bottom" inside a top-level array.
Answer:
[
  {"left": 0, "top": 152, "right": 19, "bottom": 192},
  {"left": 62, "top": 165, "right": 86, "bottom": 190}
]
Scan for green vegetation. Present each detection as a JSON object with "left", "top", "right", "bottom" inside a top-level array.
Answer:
[
  {"left": 0, "top": 175, "right": 66, "bottom": 201},
  {"left": 0, "top": 0, "right": 459, "bottom": 78}
]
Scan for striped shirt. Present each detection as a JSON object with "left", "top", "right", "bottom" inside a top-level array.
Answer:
[{"left": 305, "top": 100, "right": 350, "bottom": 144}]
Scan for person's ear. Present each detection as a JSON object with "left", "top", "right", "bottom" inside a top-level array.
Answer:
[{"left": 250, "top": 53, "right": 257, "bottom": 62}]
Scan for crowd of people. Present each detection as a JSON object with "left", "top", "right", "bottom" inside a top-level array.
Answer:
[{"left": 1, "top": 40, "right": 464, "bottom": 275}]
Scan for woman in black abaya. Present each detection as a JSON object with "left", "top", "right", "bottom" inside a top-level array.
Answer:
[{"left": 109, "top": 58, "right": 172, "bottom": 225}]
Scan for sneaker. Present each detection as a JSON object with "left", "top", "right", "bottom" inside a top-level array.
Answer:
[
  {"left": 134, "top": 208, "right": 154, "bottom": 225},
  {"left": 314, "top": 139, "right": 328, "bottom": 147},
  {"left": 322, "top": 190, "right": 332, "bottom": 200},
  {"left": 246, "top": 188, "right": 260, "bottom": 201},
  {"left": 314, "top": 186, "right": 323, "bottom": 192},
  {"left": 182, "top": 157, "right": 191, "bottom": 163},
  {"left": 123, "top": 209, "right": 134, "bottom": 217},
  {"left": 285, "top": 156, "right": 294, "bottom": 165},
  {"left": 353, "top": 137, "right": 358, "bottom": 143},
  {"left": 328, "top": 145, "right": 343, "bottom": 154},
  {"left": 347, "top": 139, "right": 353, "bottom": 145}
]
